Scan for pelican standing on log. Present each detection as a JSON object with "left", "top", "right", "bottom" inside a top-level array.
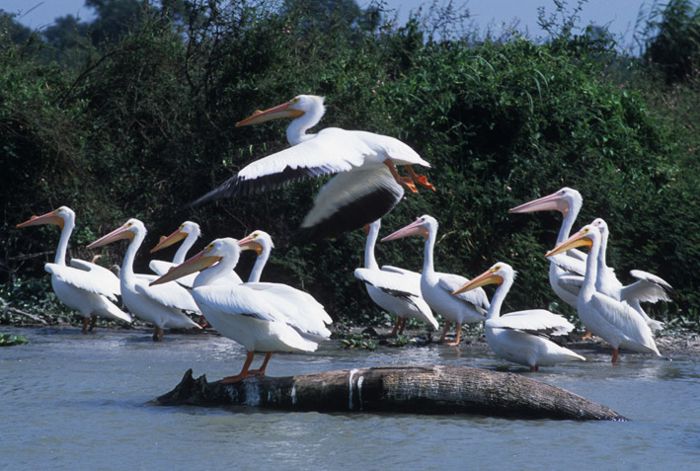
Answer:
[
  {"left": 237, "top": 230, "right": 332, "bottom": 342},
  {"left": 453, "top": 262, "right": 585, "bottom": 371},
  {"left": 191, "top": 95, "right": 435, "bottom": 239},
  {"left": 16, "top": 206, "right": 131, "bottom": 332},
  {"left": 88, "top": 219, "right": 201, "bottom": 341},
  {"left": 354, "top": 220, "right": 437, "bottom": 335},
  {"left": 152, "top": 238, "right": 323, "bottom": 382},
  {"left": 547, "top": 225, "right": 661, "bottom": 364},
  {"left": 382, "top": 215, "right": 489, "bottom": 345}
]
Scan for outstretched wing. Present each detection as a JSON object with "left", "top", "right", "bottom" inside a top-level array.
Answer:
[
  {"left": 620, "top": 270, "right": 672, "bottom": 304},
  {"left": 190, "top": 128, "right": 370, "bottom": 206},
  {"left": 296, "top": 165, "right": 404, "bottom": 240}
]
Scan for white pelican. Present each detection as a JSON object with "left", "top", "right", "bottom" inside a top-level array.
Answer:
[
  {"left": 547, "top": 225, "right": 661, "bottom": 364},
  {"left": 152, "top": 238, "right": 321, "bottom": 382},
  {"left": 354, "top": 220, "right": 437, "bottom": 335},
  {"left": 453, "top": 262, "right": 585, "bottom": 371},
  {"left": 16, "top": 206, "right": 131, "bottom": 332},
  {"left": 192, "top": 95, "right": 435, "bottom": 239},
  {"left": 382, "top": 215, "right": 489, "bottom": 345},
  {"left": 149, "top": 221, "right": 243, "bottom": 288},
  {"left": 88, "top": 219, "right": 201, "bottom": 341},
  {"left": 509, "top": 187, "right": 585, "bottom": 309},
  {"left": 591, "top": 218, "right": 670, "bottom": 333},
  {"left": 237, "top": 230, "right": 332, "bottom": 341}
]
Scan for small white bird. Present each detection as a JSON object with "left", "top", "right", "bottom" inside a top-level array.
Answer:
[
  {"left": 88, "top": 219, "right": 201, "bottom": 341},
  {"left": 453, "top": 262, "right": 585, "bottom": 371},
  {"left": 382, "top": 215, "right": 489, "bottom": 346},
  {"left": 547, "top": 225, "right": 661, "bottom": 364},
  {"left": 149, "top": 220, "right": 242, "bottom": 288},
  {"left": 192, "top": 95, "right": 434, "bottom": 239},
  {"left": 354, "top": 219, "right": 437, "bottom": 335},
  {"left": 591, "top": 218, "right": 670, "bottom": 333},
  {"left": 16, "top": 206, "right": 131, "bottom": 332},
  {"left": 152, "top": 238, "right": 323, "bottom": 382}
]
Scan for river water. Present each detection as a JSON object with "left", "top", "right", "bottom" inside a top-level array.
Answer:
[{"left": 1, "top": 326, "right": 698, "bottom": 470}]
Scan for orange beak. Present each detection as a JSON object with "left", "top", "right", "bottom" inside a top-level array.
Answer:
[
  {"left": 452, "top": 268, "right": 502, "bottom": 295},
  {"left": 88, "top": 224, "right": 134, "bottom": 249},
  {"left": 150, "top": 249, "right": 221, "bottom": 286},
  {"left": 546, "top": 227, "right": 593, "bottom": 257},
  {"left": 150, "top": 228, "right": 187, "bottom": 254},
  {"left": 17, "top": 210, "right": 64, "bottom": 229},
  {"left": 237, "top": 234, "right": 263, "bottom": 255},
  {"left": 235, "top": 100, "right": 304, "bottom": 127}
]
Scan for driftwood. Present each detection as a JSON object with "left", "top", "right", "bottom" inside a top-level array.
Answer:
[{"left": 157, "top": 365, "right": 626, "bottom": 421}]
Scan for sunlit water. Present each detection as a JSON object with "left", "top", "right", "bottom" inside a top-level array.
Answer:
[{"left": 1, "top": 326, "right": 699, "bottom": 470}]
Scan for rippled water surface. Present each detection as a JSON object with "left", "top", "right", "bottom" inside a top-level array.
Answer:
[{"left": 1, "top": 327, "right": 699, "bottom": 470}]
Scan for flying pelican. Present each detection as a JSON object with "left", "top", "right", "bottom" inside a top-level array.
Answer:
[
  {"left": 591, "top": 218, "right": 670, "bottom": 332},
  {"left": 453, "top": 262, "right": 585, "bottom": 371},
  {"left": 16, "top": 206, "right": 131, "bottom": 332},
  {"left": 152, "top": 238, "right": 321, "bottom": 382},
  {"left": 382, "top": 215, "right": 489, "bottom": 345},
  {"left": 547, "top": 225, "right": 661, "bottom": 364},
  {"left": 509, "top": 187, "right": 585, "bottom": 309},
  {"left": 237, "top": 230, "right": 332, "bottom": 341},
  {"left": 88, "top": 219, "right": 201, "bottom": 341},
  {"left": 149, "top": 220, "right": 243, "bottom": 288},
  {"left": 191, "top": 95, "right": 435, "bottom": 239},
  {"left": 354, "top": 220, "right": 437, "bottom": 335}
]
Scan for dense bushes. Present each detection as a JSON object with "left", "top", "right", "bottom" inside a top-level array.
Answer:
[{"left": 1, "top": 1, "right": 698, "bottom": 327}]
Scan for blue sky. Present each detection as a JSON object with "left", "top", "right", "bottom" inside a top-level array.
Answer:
[{"left": 2, "top": 0, "right": 654, "bottom": 49}]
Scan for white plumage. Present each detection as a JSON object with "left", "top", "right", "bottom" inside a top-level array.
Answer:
[
  {"left": 510, "top": 187, "right": 586, "bottom": 308},
  {"left": 547, "top": 225, "right": 661, "bottom": 363},
  {"left": 151, "top": 237, "right": 324, "bottom": 383},
  {"left": 382, "top": 215, "right": 489, "bottom": 346},
  {"left": 191, "top": 94, "right": 433, "bottom": 239},
  {"left": 354, "top": 219, "right": 438, "bottom": 335},
  {"left": 453, "top": 262, "right": 585, "bottom": 370},
  {"left": 591, "top": 218, "right": 670, "bottom": 332},
  {"left": 16, "top": 206, "right": 131, "bottom": 332},
  {"left": 88, "top": 218, "right": 200, "bottom": 341}
]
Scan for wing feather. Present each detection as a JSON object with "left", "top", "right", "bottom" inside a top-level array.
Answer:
[
  {"left": 438, "top": 273, "right": 490, "bottom": 311},
  {"left": 134, "top": 278, "right": 200, "bottom": 313},
  {"left": 45, "top": 264, "right": 118, "bottom": 301},
  {"left": 590, "top": 293, "right": 660, "bottom": 354},
  {"left": 488, "top": 309, "right": 574, "bottom": 336},
  {"left": 68, "top": 259, "right": 120, "bottom": 297}
]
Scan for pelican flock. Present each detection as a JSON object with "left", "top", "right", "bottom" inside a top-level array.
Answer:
[{"left": 13, "top": 93, "right": 673, "bottom": 382}]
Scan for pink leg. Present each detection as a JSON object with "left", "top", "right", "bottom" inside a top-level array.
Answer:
[
  {"left": 446, "top": 322, "right": 462, "bottom": 346},
  {"left": 221, "top": 351, "right": 256, "bottom": 383}
]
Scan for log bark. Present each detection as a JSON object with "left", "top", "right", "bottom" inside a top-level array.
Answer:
[{"left": 157, "top": 365, "right": 626, "bottom": 421}]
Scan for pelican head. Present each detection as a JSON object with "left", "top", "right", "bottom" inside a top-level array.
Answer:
[
  {"left": 17, "top": 206, "right": 75, "bottom": 230},
  {"left": 238, "top": 230, "right": 274, "bottom": 255},
  {"left": 509, "top": 187, "right": 582, "bottom": 216},
  {"left": 150, "top": 220, "right": 201, "bottom": 253},
  {"left": 151, "top": 238, "right": 238, "bottom": 286},
  {"left": 452, "top": 262, "right": 515, "bottom": 295},
  {"left": 546, "top": 224, "right": 598, "bottom": 257},
  {"left": 381, "top": 215, "right": 437, "bottom": 242},
  {"left": 88, "top": 219, "right": 146, "bottom": 249},
  {"left": 591, "top": 218, "right": 609, "bottom": 237},
  {"left": 236, "top": 95, "right": 325, "bottom": 127}
]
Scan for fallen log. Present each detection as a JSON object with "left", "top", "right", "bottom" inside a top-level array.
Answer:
[{"left": 157, "top": 365, "right": 626, "bottom": 421}]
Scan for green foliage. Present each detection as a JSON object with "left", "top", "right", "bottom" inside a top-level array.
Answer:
[
  {"left": 645, "top": 0, "right": 700, "bottom": 83},
  {"left": 1, "top": 0, "right": 699, "bottom": 330}
]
